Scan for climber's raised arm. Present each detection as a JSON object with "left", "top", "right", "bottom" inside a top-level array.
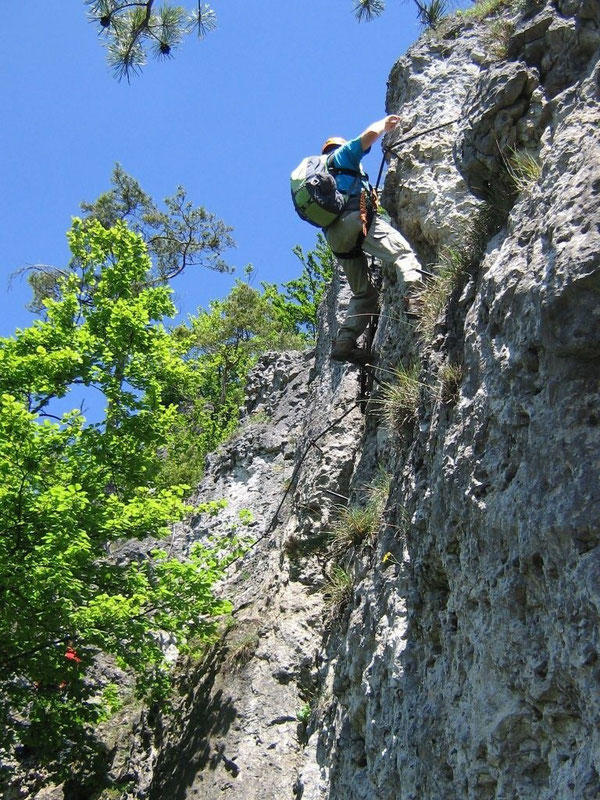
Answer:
[{"left": 359, "top": 114, "right": 400, "bottom": 151}]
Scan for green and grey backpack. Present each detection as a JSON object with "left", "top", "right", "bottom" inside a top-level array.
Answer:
[{"left": 290, "top": 155, "right": 360, "bottom": 229}]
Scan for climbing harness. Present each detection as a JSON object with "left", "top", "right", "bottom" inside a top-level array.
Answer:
[
  {"left": 329, "top": 183, "right": 378, "bottom": 261},
  {"left": 332, "top": 121, "right": 460, "bottom": 261}
]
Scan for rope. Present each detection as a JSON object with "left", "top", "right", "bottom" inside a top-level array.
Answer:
[
  {"left": 385, "top": 117, "right": 460, "bottom": 154},
  {"left": 375, "top": 117, "right": 460, "bottom": 193},
  {"left": 358, "top": 260, "right": 382, "bottom": 413},
  {"left": 224, "top": 399, "right": 362, "bottom": 573},
  {"left": 221, "top": 121, "right": 464, "bottom": 580}
]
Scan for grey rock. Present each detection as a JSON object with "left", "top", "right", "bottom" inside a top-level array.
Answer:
[
  {"left": 7, "top": 2, "right": 600, "bottom": 798},
  {"left": 315, "top": 7, "right": 600, "bottom": 800},
  {"left": 455, "top": 61, "right": 544, "bottom": 203}
]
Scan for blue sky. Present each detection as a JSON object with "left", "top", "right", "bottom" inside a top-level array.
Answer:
[{"left": 1, "top": 1, "right": 423, "bottom": 338}]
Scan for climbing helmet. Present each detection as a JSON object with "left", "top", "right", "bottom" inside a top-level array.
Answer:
[{"left": 321, "top": 137, "right": 347, "bottom": 154}]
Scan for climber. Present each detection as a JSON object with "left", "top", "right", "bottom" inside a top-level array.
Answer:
[{"left": 322, "top": 115, "right": 423, "bottom": 366}]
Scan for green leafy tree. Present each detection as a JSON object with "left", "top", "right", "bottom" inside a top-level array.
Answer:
[
  {"left": 159, "top": 238, "right": 333, "bottom": 488},
  {"left": 160, "top": 279, "right": 308, "bottom": 487},
  {"left": 0, "top": 219, "right": 243, "bottom": 770},
  {"left": 262, "top": 233, "right": 334, "bottom": 340},
  {"left": 25, "top": 165, "right": 234, "bottom": 313},
  {"left": 86, "top": 1, "right": 217, "bottom": 80}
]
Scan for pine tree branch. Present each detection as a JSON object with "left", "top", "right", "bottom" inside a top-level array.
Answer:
[{"left": 118, "top": 0, "right": 155, "bottom": 80}]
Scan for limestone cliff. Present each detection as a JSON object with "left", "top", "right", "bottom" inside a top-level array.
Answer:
[{"left": 31, "top": 1, "right": 599, "bottom": 797}]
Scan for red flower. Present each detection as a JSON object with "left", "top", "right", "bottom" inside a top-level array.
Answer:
[{"left": 65, "top": 646, "right": 82, "bottom": 664}]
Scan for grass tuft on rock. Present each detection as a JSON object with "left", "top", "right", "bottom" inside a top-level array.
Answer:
[
  {"left": 438, "top": 361, "right": 464, "bottom": 405},
  {"left": 457, "top": 0, "right": 512, "bottom": 21},
  {"left": 330, "top": 504, "right": 381, "bottom": 557},
  {"left": 418, "top": 250, "right": 468, "bottom": 344},
  {"left": 323, "top": 567, "right": 353, "bottom": 618},
  {"left": 225, "top": 628, "right": 260, "bottom": 670},
  {"left": 503, "top": 147, "right": 542, "bottom": 193},
  {"left": 377, "top": 363, "right": 423, "bottom": 431}
]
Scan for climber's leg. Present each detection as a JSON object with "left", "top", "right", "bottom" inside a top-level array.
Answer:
[
  {"left": 326, "top": 211, "right": 379, "bottom": 349},
  {"left": 363, "top": 215, "right": 423, "bottom": 289}
]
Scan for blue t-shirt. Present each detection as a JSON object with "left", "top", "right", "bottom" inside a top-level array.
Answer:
[{"left": 328, "top": 136, "right": 370, "bottom": 199}]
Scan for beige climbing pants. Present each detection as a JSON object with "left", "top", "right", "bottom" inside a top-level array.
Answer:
[{"left": 325, "top": 210, "right": 421, "bottom": 343}]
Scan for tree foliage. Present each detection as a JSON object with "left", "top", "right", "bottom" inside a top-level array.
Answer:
[
  {"left": 86, "top": 1, "right": 217, "bottom": 80},
  {"left": 353, "top": 0, "right": 386, "bottom": 21},
  {"left": 1, "top": 179, "right": 334, "bottom": 773},
  {"left": 26, "top": 165, "right": 234, "bottom": 313},
  {"left": 353, "top": 0, "right": 450, "bottom": 28},
  {"left": 160, "top": 278, "right": 311, "bottom": 488},
  {"left": 81, "top": 165, "right": 234, "bottom": 280},
  {"left": 85, "top": 1, "right": 447, "bottom": 79},
  {"left": 156, "top": 237, "right": 334, "bottom": 490},
  {"left": 19, "top": 166, "right": 333, "bottom": 496},
  {"left": 0, "top": 220, "right": 244, "bottom": 768},
  {"left": 262, "top": 233, "right": 334, "bottom": 340}
]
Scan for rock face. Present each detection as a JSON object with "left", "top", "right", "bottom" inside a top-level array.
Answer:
[
  {"left": 125, "top": 272, "right": 368, "bottom": 800},
  {"left": 27, "top": 1, "right": 599, "bottom": 798},
  {"left": 310, "top": 1, "right": 600, "bottom": 797}
]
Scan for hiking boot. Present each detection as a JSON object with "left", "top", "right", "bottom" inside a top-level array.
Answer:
[{"left": 331, "top": 339, "right": 376, "bottom": 366}]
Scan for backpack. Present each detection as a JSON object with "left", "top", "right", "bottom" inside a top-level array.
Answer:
[{"left": 290, "top": 154, "right": 361, "bottom": 229}]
